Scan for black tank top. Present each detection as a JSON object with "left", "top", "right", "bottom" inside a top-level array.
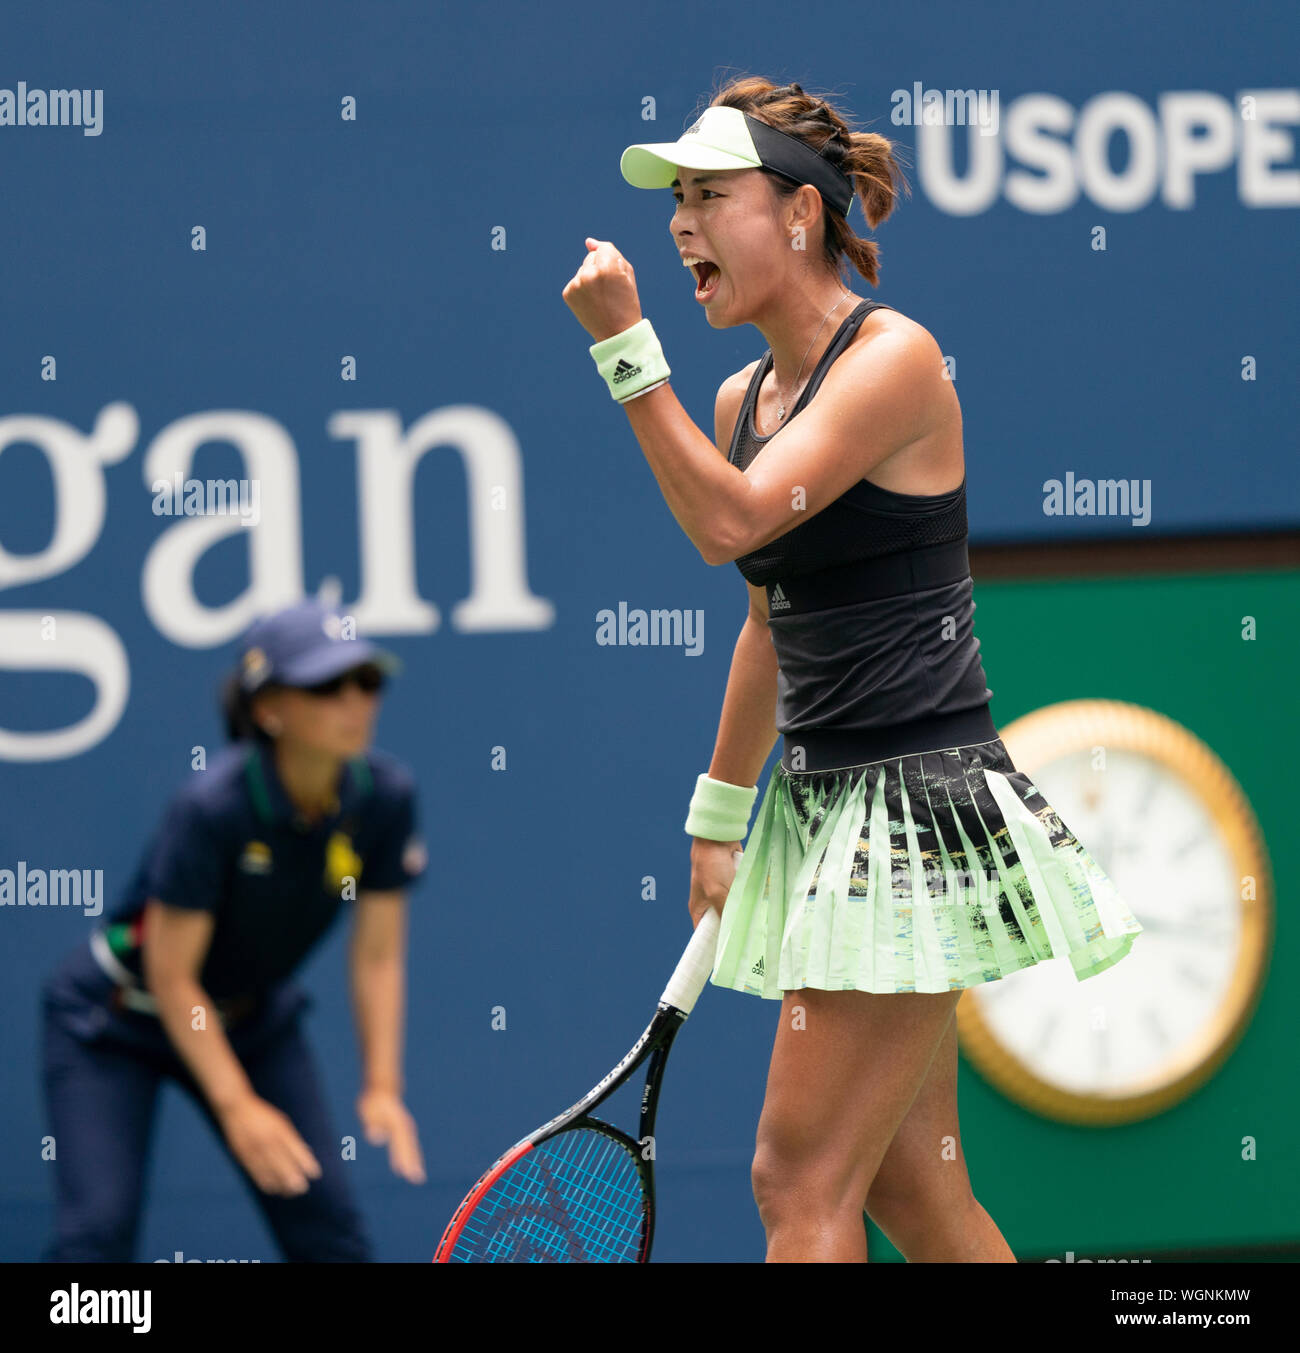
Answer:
[{"left": 724, "top": 299, "right": 994, "bottom": 749}]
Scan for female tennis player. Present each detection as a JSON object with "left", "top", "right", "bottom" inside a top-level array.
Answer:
[
  {"left": 563, "top": 76, "right": 1143, "bottom": 1263},
  {"left": 39, "top": 598, "right": 428, "bottom": 1261}
]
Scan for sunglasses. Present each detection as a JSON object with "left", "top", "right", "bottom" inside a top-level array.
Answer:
[{"left": 298, "top": 663, "right": 386, "bottom": 698}]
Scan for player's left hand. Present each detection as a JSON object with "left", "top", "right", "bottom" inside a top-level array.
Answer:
[
  {"left": 562, "top": 238, "right": 644, "bottom": 342},
  {"left": 357, "top": 1086, "right": 426, "bottom": 1184}
]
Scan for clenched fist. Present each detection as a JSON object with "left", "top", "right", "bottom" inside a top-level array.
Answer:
[{"left": 561, "top": 238, "right": 644, "bottom": 343}]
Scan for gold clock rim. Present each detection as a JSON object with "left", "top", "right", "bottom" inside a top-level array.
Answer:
[{"left": 956, "top": 698, "right": 1273, "bottom": 1126}]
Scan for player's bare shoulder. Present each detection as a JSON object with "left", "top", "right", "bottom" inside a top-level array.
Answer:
[
  {"left": 846, "top": 302, "right": 943, "bottom": 365},
  {"left": 713, "top": 358, "right": 761, "bottom": 456},
  {"left": 838, "top": 303, "right": 956, "bottom": 418}
]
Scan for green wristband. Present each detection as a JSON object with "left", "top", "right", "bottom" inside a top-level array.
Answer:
[
  {"left": 684, "top": 772, "right": 758, "bottom": 841},
  {"left": 589, "top": 317, "right": 671, "bottom": 403}
]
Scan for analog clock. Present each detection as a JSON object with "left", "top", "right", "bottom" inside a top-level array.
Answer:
[{"left": 956, "top": 699, "right": 1272, "bottom": 1124}]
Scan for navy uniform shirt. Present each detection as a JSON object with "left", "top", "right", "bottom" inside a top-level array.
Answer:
[{"left": 99, "top": 740, "right": 427, "bottom": 1001}]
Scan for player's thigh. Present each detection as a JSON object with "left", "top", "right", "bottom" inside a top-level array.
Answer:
[
  {"left": 754, "top": 986, "right": 962, "bottom": 1196},
  {"left": 864, "top": 1010, "right": 974, "bottom": 1220}
]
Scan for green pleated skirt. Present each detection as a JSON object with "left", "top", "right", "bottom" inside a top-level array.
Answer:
[{"left": 711, "top": 738, "right": 1143, "bottom": 997}]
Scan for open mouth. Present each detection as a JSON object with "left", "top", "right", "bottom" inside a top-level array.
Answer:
[{"left": 693, "top": 261, "right": 721, "bottom": 301}]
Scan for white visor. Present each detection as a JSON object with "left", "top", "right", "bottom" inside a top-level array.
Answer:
[{"left": 620, "top": 107, "right": 763, "bottom": 190}]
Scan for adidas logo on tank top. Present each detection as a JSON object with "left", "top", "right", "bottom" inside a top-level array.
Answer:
[{"left": 768, "top": 582, "right": 791, "bottom": 612}]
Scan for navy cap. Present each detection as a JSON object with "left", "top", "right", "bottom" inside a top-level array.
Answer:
[{"left": 238, "top": 599, "right": 399, "bottom": 693}]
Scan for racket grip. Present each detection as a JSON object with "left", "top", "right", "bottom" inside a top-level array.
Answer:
[{"left": 660, "top": 901, "right": 723, "bottom": 1016}]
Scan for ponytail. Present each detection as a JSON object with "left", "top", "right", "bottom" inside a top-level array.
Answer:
[
  {"left": 219, "top": 670, "right": 269, "bottom": 743},
  {"left": 706, "top": 74, "right": 911, "bottom": 287}
]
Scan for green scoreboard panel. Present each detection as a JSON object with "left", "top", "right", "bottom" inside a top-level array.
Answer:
[{"left": 867, "top": 559, "right": 1298, "bottom": 1263}]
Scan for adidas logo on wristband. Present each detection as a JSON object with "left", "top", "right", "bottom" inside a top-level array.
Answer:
[{"left": 612, "top": 357, "right": 642, "bottom": 385}]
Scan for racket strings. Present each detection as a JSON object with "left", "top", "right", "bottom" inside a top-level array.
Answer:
[{"left": 451, "top": 1127, "right": 647, "bottom": 1262}]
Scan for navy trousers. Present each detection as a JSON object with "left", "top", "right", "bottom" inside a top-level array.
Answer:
[{"left": 40, "top": 942, "right": 373, "bottom": 1262}]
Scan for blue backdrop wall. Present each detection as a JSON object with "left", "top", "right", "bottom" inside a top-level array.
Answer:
[{"left": 1, "top": 1, "right": 1296, "bottom": 1260}]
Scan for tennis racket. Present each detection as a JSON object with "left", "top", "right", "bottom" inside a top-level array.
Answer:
[{"left": 434, "top": 894, "right": 727, "bottom": 1263}]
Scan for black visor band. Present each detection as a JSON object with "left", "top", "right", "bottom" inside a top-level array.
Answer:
[{"left": 743, "top": 112, "right": 854, "bottom": 217}]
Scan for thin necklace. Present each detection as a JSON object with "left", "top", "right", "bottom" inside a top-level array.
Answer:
[{"left": 775, "top": 290, "right": 853, "bottom": 422}]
